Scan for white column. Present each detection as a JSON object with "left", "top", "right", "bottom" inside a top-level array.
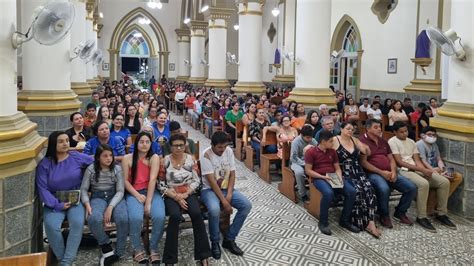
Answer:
[
  {"left": 282, "top": 0, "right": 296, "bottom": 78},
  {"left": 0, "top": 0, "right": 17, "bottom": 116},
  {"left": 234, "top": 2, "right": 265, "bottom": 94},
  {"left": 93, "top": 28, "right": 99, "bottom": 79},
  {"left": 85, "top": 11, "right": 95, "bottom": 86},
  {"left": 205, "top": 10, "right": 232, "bottom": 88},
  {"left": 21, "top": 0, "right": 72, "bottom": 94},
  {"left": 70, "top": 0, "right": 91, "bottom": 96},
  {"left": 188, "top": 21, "right": 207, "bottom": 85},
  {"left": 175, "top": 28, "right": 190, "bottom": 81},
  {"left": 288, "top": 0, "right": 334, "bottom": 106},
  {"left": 445, "top": 1, "right": 473, "bottom": 105}
]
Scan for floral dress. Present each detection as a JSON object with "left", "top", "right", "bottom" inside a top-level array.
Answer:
[{"left": 336, "top": 137, "right": 377, "bottom": 230}]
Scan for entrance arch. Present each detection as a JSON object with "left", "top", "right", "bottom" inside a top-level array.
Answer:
[
  {"left": 109, "top": 7, "right": 169, "bottom": 80},
  {"left": 330, "top": 15, "right": 363, "bottom": 101}
]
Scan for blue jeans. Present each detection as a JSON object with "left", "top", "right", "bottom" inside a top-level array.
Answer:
[
  {"left": 126, "top": 190, "right": 166, "bottom": 253},
  {"left": 313, "top": 179, "right": 356, "bottom": 226},
  {"left": 87, "top": 198, "right": 128, "bottom": 257},
  {"left": 368, "top": 173, "right": 417, "bottom": 217},
  {"left": 251, "top": 140, "right": 278, "bottom": 164},
  {"left": 44, "top": 204, "right": 85, "bottom": 266},
  {"left": 204, "top": 118, "right": 213, "bottom": 136},
  {"left": 200, "top": 189, "right": 252, "bottom": 243}
]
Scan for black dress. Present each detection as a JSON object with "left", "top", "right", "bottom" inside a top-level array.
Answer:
[{"left": 336, "top": 137, "right": 377, "bottom": 230}]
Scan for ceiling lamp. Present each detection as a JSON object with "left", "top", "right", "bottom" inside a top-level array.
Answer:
[
  {"left": 200, "top": 0, "right": 209, "bottom": 12},
  {"left": 147, "top": 0, "right": 162, "bottom": 9},
  {"left": 233, "top": 24, "right": 239, "bottom": 31},
  {"left": 184, "top": 17, "right": 191, "bottom": 24},
  {"left": 272, "top": 7, "right": 280, "bottom": 17},
  {"left": 99, "top": 12, "right": 103, "bottom": 18}
]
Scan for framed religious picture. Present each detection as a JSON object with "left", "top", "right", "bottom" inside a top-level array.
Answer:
[
  {"left": 387, "top": 58, "right": 397, "bottom": 74},
  {"left": 269, "top": 64, "right": 273, "bottom": 73},
  {"left": 102, "top": 63, "right": 109, "bottom": 71},
  {"left": 169, "top": 63, "right": 175, "bottom": 71}
]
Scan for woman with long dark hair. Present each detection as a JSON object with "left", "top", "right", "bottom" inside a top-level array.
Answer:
[
  {"left": 125, "top": 104, "right": 142, "bottom": 134},
  {"left": 110, "top": 113, "right": 132, "bottom": 146},
  {"left": 36, "top": 131, "right": 94, "bottom": 265},
  {"left": 84, "top": 121, "right": 126, "bottom": 162},
  {"left": 417, "top": 106, "right": 433, "bottom": 136},
  {"left": 80, "top": 144, "right": 128, "bottom": 264},
  {"left": 122, "top": 132, "right": 165, "bottom": 264}
]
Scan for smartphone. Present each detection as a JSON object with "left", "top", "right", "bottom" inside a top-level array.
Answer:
[{"left": 447, "top": 167, "right": 454, "bottom": 178}]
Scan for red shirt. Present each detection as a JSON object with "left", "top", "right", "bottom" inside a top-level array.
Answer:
[
  {"left": 410, "top": 111, "right": 421, "bottom": 125},
  {"left": 304, "top": 146, "right": 338, "bottom": 175},
  {"left": 129, "top": 158, "right": 150, "bottom": 191},
  {"left": 359, "top": 133, "right": 392, "bottom": 171}
]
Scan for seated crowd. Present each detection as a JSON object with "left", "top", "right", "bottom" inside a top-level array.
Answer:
[{"left": 36, "top": 78, "right": 461, "bottom": 265}]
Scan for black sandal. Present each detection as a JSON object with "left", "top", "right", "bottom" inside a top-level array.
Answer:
[{"left": 133, "top": 251, "right": 149, "bottom": 264}]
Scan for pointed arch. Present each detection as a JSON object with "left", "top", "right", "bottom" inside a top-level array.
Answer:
[
  {"left": 109, "top": 7, "right": 169, "bottom": 80},
  {"left": 119, "top": 24, "right": 156, "bottom": 57},
  {"left": 330, "top": 15, "right": 363, "bottom": 101}
]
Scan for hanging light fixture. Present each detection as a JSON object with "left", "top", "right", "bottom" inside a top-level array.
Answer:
[
  {"left": 272, "top": 6, "right": 280, "bottom": 17},
  {"left": 200, "top": 0, "right": 209, "bottom": 12},
  {"left": 233, "top": 24, "right": 239, "bottom": 31},
  {"left": 99, "top": 12, "right": 104, "bottom": 18}
]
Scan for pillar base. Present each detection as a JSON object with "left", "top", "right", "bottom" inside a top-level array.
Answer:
[
  {"left": 176, "top": 76, "right": 190, "bottom": 82},
  {"left": 87, "top": 79, "right": 98, "bottom": 90},
  {"left": 287, "top": 87, "right": 336, "bottom": 108},
  {"left": 187, "top": 77, "right": 207, "bottom": 85},
  {"left": 404, "top": 79, "right": 441, "bottom": 96},
  {"left": 204, "top": 79, "right": 230, "bottom": 88},
  {"left": 94, "top": 77, "right": 101, "bottom": 85},
  {"left": 430, "top": 102, "right": 474, "bottom": 219},
  {"left": 232, "top": 81, "right": 266, "bottom": 95},
  {"left": 272, "top": 75, "right": 295, "bottom": 83},
  {"left": 17, "top": 90, "right": 81, "bottom": 136},
  {"left": 71, "top": 82, "right": 92, "bottom": 96},
  {"left": 0, "top": 112, "right": 46, "bottom": 255}
]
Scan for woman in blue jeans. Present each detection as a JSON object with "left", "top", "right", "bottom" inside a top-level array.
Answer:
[
  {"left": 122, "top": 132, "right": 165, "bottom": 264},
  {"left": 36, "top": 131, "right": 94, "bottom": 265},
  {"left": 80, "top": 144, "right": 128, "bottom": 265}
]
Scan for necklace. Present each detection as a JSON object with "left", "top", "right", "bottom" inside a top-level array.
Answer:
[{"left": 171, "top": 154, "right": 185, "bottom": 168}]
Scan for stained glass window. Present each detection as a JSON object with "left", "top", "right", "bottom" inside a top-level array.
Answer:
[
  {"left": 343, "top": 26, "right": 359, "bottom": 53},
  {"left": 120, "top": 30, "right": 150, "bottom": 58}
]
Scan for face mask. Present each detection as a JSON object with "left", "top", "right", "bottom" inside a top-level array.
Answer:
[{"left": 424, "top": 136, "right": 437, "bottom": 144}]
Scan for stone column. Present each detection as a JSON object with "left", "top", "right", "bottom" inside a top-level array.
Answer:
[
  {"left": 187, "top": 21, "right": 208, "bottom": 85},
  {"left": 205, "top": 8, "right": 234, "bottom": 89},
  {"left": 233, "top": 1, "right": 265, "bottom": 94},
  {"left": 85, "top": 1, "right": 97, "bottom": 89},
  {"left": 1, "top": 0, "right": 47, "bottom": 255},
  {"left": 71, "top": 0, "right": 91, "bottom": 110},
  {"left": 18, "top": 0, "right": 81, "bottom": 136},
  {"left": 430, "top": 0, "right": 474, "bottom": 218},
  {"left": 272, "top": 0, "right": 296, "bottom": 84},
  {"left": 93, "top": 19, "right": 101, "bottom": 84},
  {"left": 287, "top": 0, "right": 334, "bottom": 107},
  {"left": 175, "top": 28, "right": 191, "bottom": 82},
  {"left": 108, "top": 49, "right": 119, "bottom": 81}
]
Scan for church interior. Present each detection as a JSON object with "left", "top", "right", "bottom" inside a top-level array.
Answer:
[{"left": 0, "top": 0, "right": 473, "bottom": 264}]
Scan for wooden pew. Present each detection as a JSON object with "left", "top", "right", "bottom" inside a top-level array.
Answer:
[
  {"left": 357, "top": 112, "right": 368, "bottom": 135},
  {"left": 259, "top": 130, "right": 279, "bottom": 183},
  {"left": 244, "top": 145, "right": 255, "bottom": 171},
  {"left": 279, "top": 141, "right": 298, "bottom": 203},
  {"left": 304, "top": 181, "right": 322, "bottom": 219},
  {"left": 235, "top": 120, "right": 245, "bottom": 161},
  {"left": 0, "top": 252, "right": 47, "bottom": 266}
]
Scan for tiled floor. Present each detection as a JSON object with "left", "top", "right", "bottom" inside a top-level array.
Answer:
[{"left": 72, "top": 112, "right": 474, "bottom": 265}]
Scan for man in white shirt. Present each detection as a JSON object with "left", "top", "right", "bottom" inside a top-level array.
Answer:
[
  {"left": 359, "top": 98, "right": 370, "bottom": 112},
  {"left": 388, "top": 121, "right": 455, "bottom": 232},
  {"left": 367, "top": 101, "right": 382, "bottom": 120},
  {"left": 200, "top": 131, "right": 252, "bottom": 259}
]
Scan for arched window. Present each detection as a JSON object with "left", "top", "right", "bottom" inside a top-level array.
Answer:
[
  {"left": 120, "top": 30, "right": 150, "bottom": 58},
  {"left": 343, "top": 26, "right": 359, "bottom": 54}
]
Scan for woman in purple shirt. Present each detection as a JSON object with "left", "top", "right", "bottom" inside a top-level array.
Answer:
[{"left": 36, "top": 131, "right": 94, "bottom": 265}]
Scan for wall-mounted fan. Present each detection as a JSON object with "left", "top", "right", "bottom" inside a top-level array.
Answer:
[
  {"left": 226, "top": 52, "right": 239, "bottom": 65},
  {"left": 71, "top": 39, "right": 95, "bottom": 61},
  {"left": 330, "top": 49, "right": 344, "bottom": 64},
  {"left": 12, "top": 0, "right": 75, "bottom": 49},
  {"left": 426, "top": 26, "right": 466, "bottom": 61},
  {"left": 200, "top": 59, "right": 208, "bottom": 66},
  {"left": 281, "top": 47, "right": 300, "bottom": 65},
  {"left": 183, "top": 59, "right": 191, "bottom": 68},
  {"left": 88, "top": 49, "right": 103, "bottom": 65}
]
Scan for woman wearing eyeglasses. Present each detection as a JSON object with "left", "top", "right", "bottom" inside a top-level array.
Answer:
[
  {"left": 110, "top": 113, "right": 132, "bottom": 146},
  {"left": 159, "top": 134, "right": 211, "bottom": 265}
]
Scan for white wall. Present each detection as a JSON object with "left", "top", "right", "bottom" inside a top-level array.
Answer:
[
  {"left": 331, "top": 0, "right": 418, "bottom": 92},
  {"left": 261, "top": 0, "right": 279, "bottom": 82},
  {"left": 97, "top": 0, "right": 182, "bottom": 78}
]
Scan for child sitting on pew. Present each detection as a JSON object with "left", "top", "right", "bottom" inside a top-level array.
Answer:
[{"left": 304, "top": 130, "right": 358, "bottom": 235}]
